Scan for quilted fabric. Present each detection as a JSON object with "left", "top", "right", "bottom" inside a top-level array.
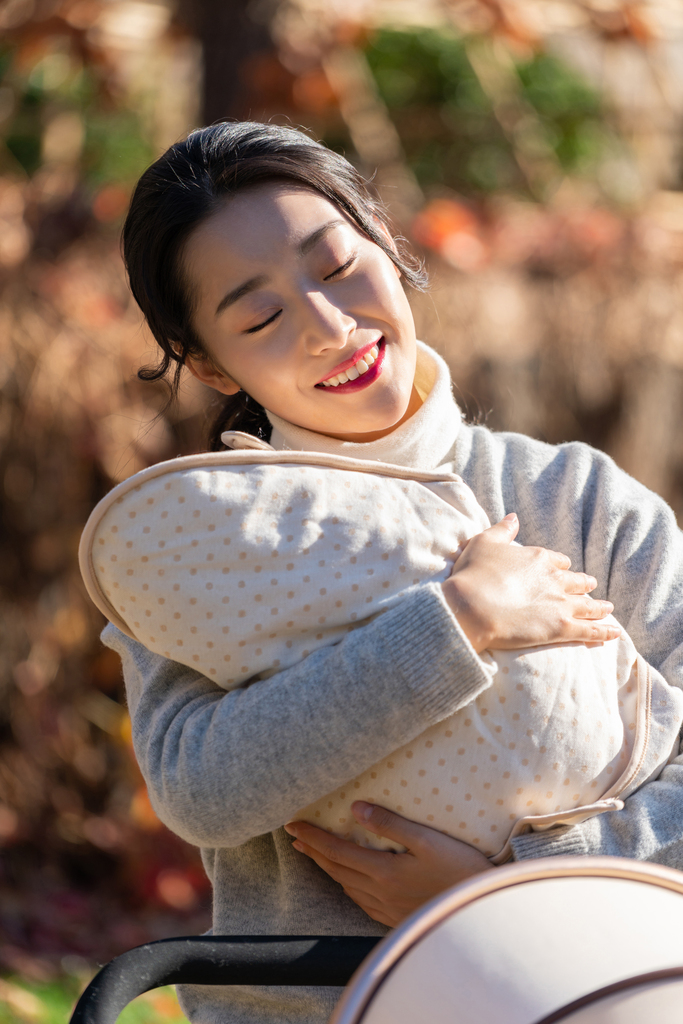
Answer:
[{"left": 80, "top": 452, "right": 683, "bottom": 860}]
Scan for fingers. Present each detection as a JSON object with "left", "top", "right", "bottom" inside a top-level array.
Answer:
[
  {"left": 484, "top": 513, "right": 519, "bottom": 544},
  {"left": 582, "top": 614, "right": 621, "bottom": 639},
  {"left": 558, "top": 613, "right": 621, "bottom": 643},
  {"left": 284, "top": 820, "right": 395, "bottom": 874},
  {"left": 573, "top": 596, "right": 614, "bottom": 620},
  {"left": 550, "top": 591, "right": 619, "bottom": 643},
  {"left": 351, "top": 801, "right": 430, "bottom": 852},
  {"left": 563, "top": 571, "right": 598, "bottom": 595},
  {"left": 284, "top": 821, "right": 403, "bottom": 922},
  {"left": 547, "top": 549, "right": 572, "bottom": 571},
  {"left": 477, "top": 523, "right": 574, "bottom": 576},
  {"left": 287, "top": 813, "right": 495, "bottom": 930},
  {"left": 293, "top": 839, "right": 373, "bottom": 892},
  {"left": 452, "top": 516, "right": 521, "bottom": 572}
]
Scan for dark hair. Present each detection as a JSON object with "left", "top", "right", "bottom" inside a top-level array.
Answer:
[{"left": 122, "top": 121, "right": 428, "bottom": 449}]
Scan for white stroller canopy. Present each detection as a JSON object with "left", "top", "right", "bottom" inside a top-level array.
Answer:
[{"left": 331, "top": 856, "right": 683, "bottom": 1024}]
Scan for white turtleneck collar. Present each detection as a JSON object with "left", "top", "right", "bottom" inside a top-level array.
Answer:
[{"left": 265, "top": 341, "right": 462, "bottom": 471}]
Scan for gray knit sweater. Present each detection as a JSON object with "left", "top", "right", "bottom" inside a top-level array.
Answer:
[{"left": 101, "top": 345, "right": 683, "bottom": 1023}]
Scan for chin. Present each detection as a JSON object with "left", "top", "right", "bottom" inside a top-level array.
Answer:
[
  {"left": 375, "top": 394, "right": 415, "bottom": 430},
  {"left": 311, "top": 385, "right": 415, "bottom": 440},
  {"left": 343, "top": 408, "right": 412, "bottom": 441}
]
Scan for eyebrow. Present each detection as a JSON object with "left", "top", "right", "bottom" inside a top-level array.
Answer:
[
  {"left": 214, "top": 219, "right": 346, "bottom": 317},
  {"left": 298, "top": 218, "right": 345, "bottom": 256},
  {"left": 215, "top": 275, "right": 268, "bottom": 317}
]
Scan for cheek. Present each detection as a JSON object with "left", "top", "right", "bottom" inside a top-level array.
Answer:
[
  {"left": 235, "top": 349, "right": 298, "bottom": 403},
  {"left": 375, "top": 268, "right": 414, "bottom": 324},
  {"left": 354, "top": 269, "right": 410, "bottom": 328}
]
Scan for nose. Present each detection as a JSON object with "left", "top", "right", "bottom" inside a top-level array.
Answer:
[{"left": 299, "top": 289, "right": 356, "bottom": 355}]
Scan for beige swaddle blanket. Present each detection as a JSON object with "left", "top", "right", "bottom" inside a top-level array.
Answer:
[{"left": 80, "top": 450, "right": 683, "bottom": 862}]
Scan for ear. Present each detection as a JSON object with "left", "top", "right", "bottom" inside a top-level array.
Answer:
[{"left": 185, "top": 353, "right": 241, "bottom": 396}]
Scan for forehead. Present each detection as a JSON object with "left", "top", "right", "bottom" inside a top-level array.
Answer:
[{"left": 186, "top": 183, "right": 356, "bottom": 268}]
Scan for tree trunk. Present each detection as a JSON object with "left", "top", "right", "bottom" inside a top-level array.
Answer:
[{"left": 177, "top": 0, "right": 275, "bottom": 124}]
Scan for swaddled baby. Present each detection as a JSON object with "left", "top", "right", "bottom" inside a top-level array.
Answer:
[{"left": 80, "top": 448, "right": 683, "bottom": 862}]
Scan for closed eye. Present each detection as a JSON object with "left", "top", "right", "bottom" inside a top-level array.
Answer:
[
  {"left": 324, "top": 255, "right": 357, "bottom": 280},
  {"left": 245, "top": 309, "right": 282, "bottom": 334},
  {"left": 244, "top": 254, "right": 356, "bottom": 332}
]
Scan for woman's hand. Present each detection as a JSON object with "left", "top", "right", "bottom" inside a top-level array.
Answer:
[
  {"left": 442, "top": 513, "right": 620, "bottom": 653},
  {"left": 285, "top": 801, "right": 493, "bottom": 928}
]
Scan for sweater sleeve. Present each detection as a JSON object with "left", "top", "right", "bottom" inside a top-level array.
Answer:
[
  {"left": 506, "top": 452, "right": 683, "bottom": 864},
  {"left": 103, "top": 582, "right": 493, "bottom": 848},
  {"left": 457, "top": 428, "right": 683, "bottom": 868}
]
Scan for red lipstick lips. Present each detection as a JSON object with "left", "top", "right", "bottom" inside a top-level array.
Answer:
[
  {"left": 315, "top": 339, "right": 385, "bottom": 394},
  {"left": 317, "top": 339, "right": 381, "bottom": 384}
]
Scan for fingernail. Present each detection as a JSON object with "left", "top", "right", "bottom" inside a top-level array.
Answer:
[
  {"left": 352, "top": 801, "right": 373, "bottom": 822},
  {"left": 284, "top": 823, "right": 298, "bottom": 836},
  {"left": 503, "top": 512, "right": 517, "bottom": 523},
  {"left": 292, "top": 840, "right": 305, "bottom": 853}
]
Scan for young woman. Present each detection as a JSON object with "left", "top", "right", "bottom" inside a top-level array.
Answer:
[{"left": 106, "top": 121, "right": 683, "bottom": 1024}]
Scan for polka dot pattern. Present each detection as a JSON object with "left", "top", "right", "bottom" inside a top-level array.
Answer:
[
  {"left": 93, "top": 464, "right": 485, "bottom": 688},
  {"left": 298, "top": 638, "right": 664, "bottom": 857},
  {"left": 89, "top": 458, "right": 683, "bottom": 861}
]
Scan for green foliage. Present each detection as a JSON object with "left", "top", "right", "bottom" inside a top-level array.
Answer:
[
  {"left": 365, "top": 28, "right": 513, "bottom": 194},
  {"left": 83, "top": 111, "right": 156, "bottom": 186},
  {"left": 364, "top": 27, "right": 612, "bottom": 197},
  {"left": 0, "top": 41, "right": 154, "bottom": 185},
  {"left": 367, "top": 28, "right": 486, "bottom": 110},
  {"left": 0, "top": 975, "right": 183, "bottom": 1024},
  {"left": 516, "top": 52, "right": 604, "bottom": 171},
  {"left": 0, "top": 976, "right": 78, "bottom": 1024},
  {"left": 5, "top": 122, "right": 42, "bottom": 176}
]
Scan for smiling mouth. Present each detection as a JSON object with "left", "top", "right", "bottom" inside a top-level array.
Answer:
[{"left": 316, "top": 340, "right": 384, "bottom": 390}]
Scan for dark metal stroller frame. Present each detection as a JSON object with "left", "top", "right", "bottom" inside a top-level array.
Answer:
[{"left": 70, "top": 935, "right": 380, "bottom": 1024}]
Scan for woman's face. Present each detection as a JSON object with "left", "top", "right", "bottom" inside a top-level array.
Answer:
[{"left": 182, "top": 183, "right": 420, "bottom": 442}]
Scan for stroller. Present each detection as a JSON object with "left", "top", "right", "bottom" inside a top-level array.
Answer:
[{"left": 71, "top": 856, "right": 683, "bottom": 1024}]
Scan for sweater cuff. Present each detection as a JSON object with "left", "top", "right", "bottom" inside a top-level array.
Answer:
[
  {"left": 510, "top": 824, "right": 591, "bottom": 860},
  {"left": 380, "top": 582, "right": 496, "bottom": 724}
]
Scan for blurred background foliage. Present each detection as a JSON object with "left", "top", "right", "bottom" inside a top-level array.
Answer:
[
  {"left": 0, "top": 36, "right": 154, "bottom": 184},
  {"left": 1, "top": 0, "right": 683, "bottom": 1019},
  {"left": 364, "top": 28, "right": 611, "bottom": 196}
]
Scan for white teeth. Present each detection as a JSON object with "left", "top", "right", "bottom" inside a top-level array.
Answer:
[{"left": 320, "top": 344, "right": 381, "bottom": 387}]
